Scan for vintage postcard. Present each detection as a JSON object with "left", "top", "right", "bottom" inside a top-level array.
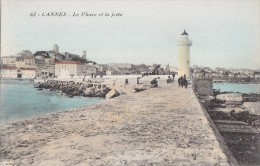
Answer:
[{"left": 1, "top": 0, "right": 259, "bottom": 165}]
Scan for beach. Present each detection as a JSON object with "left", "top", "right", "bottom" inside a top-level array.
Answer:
[{"left": 0, "top": 80, "right": 235, "bottom": 166}]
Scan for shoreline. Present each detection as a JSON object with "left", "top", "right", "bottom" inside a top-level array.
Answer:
[
  {"left": 3, "top": 91, "right": 115, "bottom": 122},
  {"left": 0, "top": 101, "right": 104, "bottom": 125}
]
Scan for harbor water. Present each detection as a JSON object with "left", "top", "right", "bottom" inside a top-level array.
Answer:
[
  {"left": 213, "top": 83, "right": 260, "bottom": 94},
  {"left": 0, "top": 80, "right": 103, "bottom": 123}
]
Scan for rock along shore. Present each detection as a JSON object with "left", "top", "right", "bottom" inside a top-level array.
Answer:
[
  {"left": 0, "top": 80, "right": 237, "bottom": 166},
  {"left": 33, "top": 76, "right": 159, "bottom": 98}
]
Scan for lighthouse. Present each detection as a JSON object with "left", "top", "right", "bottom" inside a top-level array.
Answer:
[{"left": 178, "top": 30, "right": 192, "bottom": 79}]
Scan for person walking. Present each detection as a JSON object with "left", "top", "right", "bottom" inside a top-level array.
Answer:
[
  {"left": 178, "top": 76, "right": 182, "bottom": 87},
  {"left": 172, "top": 73, "right": 175, "bottom": 80},
  {"left": 183, "top": 78, "right": 188, "bottom": 88}
]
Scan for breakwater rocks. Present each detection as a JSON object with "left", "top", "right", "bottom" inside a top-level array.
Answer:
[
  {"left": 200, "top": 92, "right": 260, "bottom": 124},
  {"left": 34, "top": 78, "right": 158, "bottom": 99},
  {"left": 34, "top": 80, "right": 111, "bottom": 98}
]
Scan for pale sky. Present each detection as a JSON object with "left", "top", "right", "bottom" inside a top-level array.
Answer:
[{"left": 1, "top": 0, "right": 260, "bottom": 69}]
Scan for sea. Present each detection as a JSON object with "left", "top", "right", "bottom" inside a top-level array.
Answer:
[
  {"left": 213, "top": 83, "right": 260, "bottom": 94},
  {"left": 0, "top": 80, "right": 103, "bottom": 123}
]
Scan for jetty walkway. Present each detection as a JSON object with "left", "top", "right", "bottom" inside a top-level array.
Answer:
[{"left": 0, "top": 82, "right": 237, "bottom": 165}]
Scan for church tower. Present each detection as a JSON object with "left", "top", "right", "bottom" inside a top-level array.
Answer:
[
  {"left": 178, "top": 30, "right": 192, "bottom": 79},
  {"left": 53, "top": 44, "right": 59, "bottom": 53}
]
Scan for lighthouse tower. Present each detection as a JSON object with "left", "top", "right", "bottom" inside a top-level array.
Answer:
[{"left": 178, "top": 30, "right": 192, "bottom": 79}]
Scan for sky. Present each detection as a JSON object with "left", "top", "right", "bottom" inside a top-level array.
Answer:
[{"left": 1, "top": 0, "right": 260, "bottom": 69}]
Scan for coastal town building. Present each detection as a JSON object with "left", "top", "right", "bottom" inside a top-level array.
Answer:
[
  {"left": 229, "top": 69, "right": 254, "bottom": 75},
  {"left": 0, "top": 66, "right": 36, "bottom": 79},
  {"left": 85, "top": 64, "right": 97, "bottom": 76},
  {"left": 19, "top": 68, "right": 37, "bottom": 78},
  {"left": 54, "top": 61, "right": 85, "bottom": 77},
  {"left": 105, "top": 68, "right": 116, "bottom": 75},
  {"left": 228, "top": 72, "right": 236, "bottom": 78},
  {"left": 178, "top": 30, "right": 192, "bottom": 78},
  {"left": 34, "top": 50, "right": 56, "bottom": 66},
  {"left": 106, "top": 67, "right": 117, "bottom": 75},
  {"left": 35, "top": 54, "right": 46, "bottom": 66},
  {"left": 95, "top": 65, "right": 106, "bottom": 75},
  {"left": 36, "top": 66, "right": 55, "bottom": 78},
  {"left": 213, "top": 72, "right": 223, "bottom": 79},
  {"left": 1, "top": 45, "right": 98, "bottom": 79},
  {"left": 0, "top": 66, "right": 18, "bottom": 78},
  {"left": 15, "top": 57, "right": 36, "bottom": 68},
  {"left": 214, "top": 67, "right": 226, "bottom": 74},
  {"left": 212, "top": 67, "right": 260, "bottom": 82},
  {"left": 0, "top": 56, "right": 16, "bottom": 66},
  {"left": 44, "top": 58, "right": 55, "bottom": 65}
]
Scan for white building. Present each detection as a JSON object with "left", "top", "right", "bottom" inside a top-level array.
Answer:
[
  {"left": 178, "top": 30, "right": 192, "bottom": 79},
  {"left": 36, "top": 66, "right": 55, "bottom": 78},
  {"left": 15, "top": 57, "right": 36, "bottom": 68},
  {"left": 19, "top": 68, "right": 37, "bottom": 79},
  {"left": 55, "top": 61, "right": 85, "bottom": 77},
  {"left": 106, "top": 68, "right": 114, "bottom": 75},
  {"left": 0, "top": 66, "right": 36, "bottom": 79},
  {"left": 0, "top": 56, "right": 16, "bottom": 66},
  {"left": 0, "top": 66, "right": 17, "bottom": 78},
  {"left": 229, "top": 69, "right": 254, "bottom": 75}
]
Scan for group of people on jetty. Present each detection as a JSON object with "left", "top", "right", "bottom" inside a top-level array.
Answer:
[{"left": 178, "top": 74, "right": 188, "bottom": 88}]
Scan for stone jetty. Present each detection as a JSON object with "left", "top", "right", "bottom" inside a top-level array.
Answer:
[{"left": 0, "top": 81, "right": 237, "bottom": 165}]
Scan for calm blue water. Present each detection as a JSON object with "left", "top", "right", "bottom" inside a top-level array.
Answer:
[
  {"left": 213, "top": 83, "right": 260, "bottom": 94},
  {"left": 0, "top": 80, "right": 103, "bottom": 123}
]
